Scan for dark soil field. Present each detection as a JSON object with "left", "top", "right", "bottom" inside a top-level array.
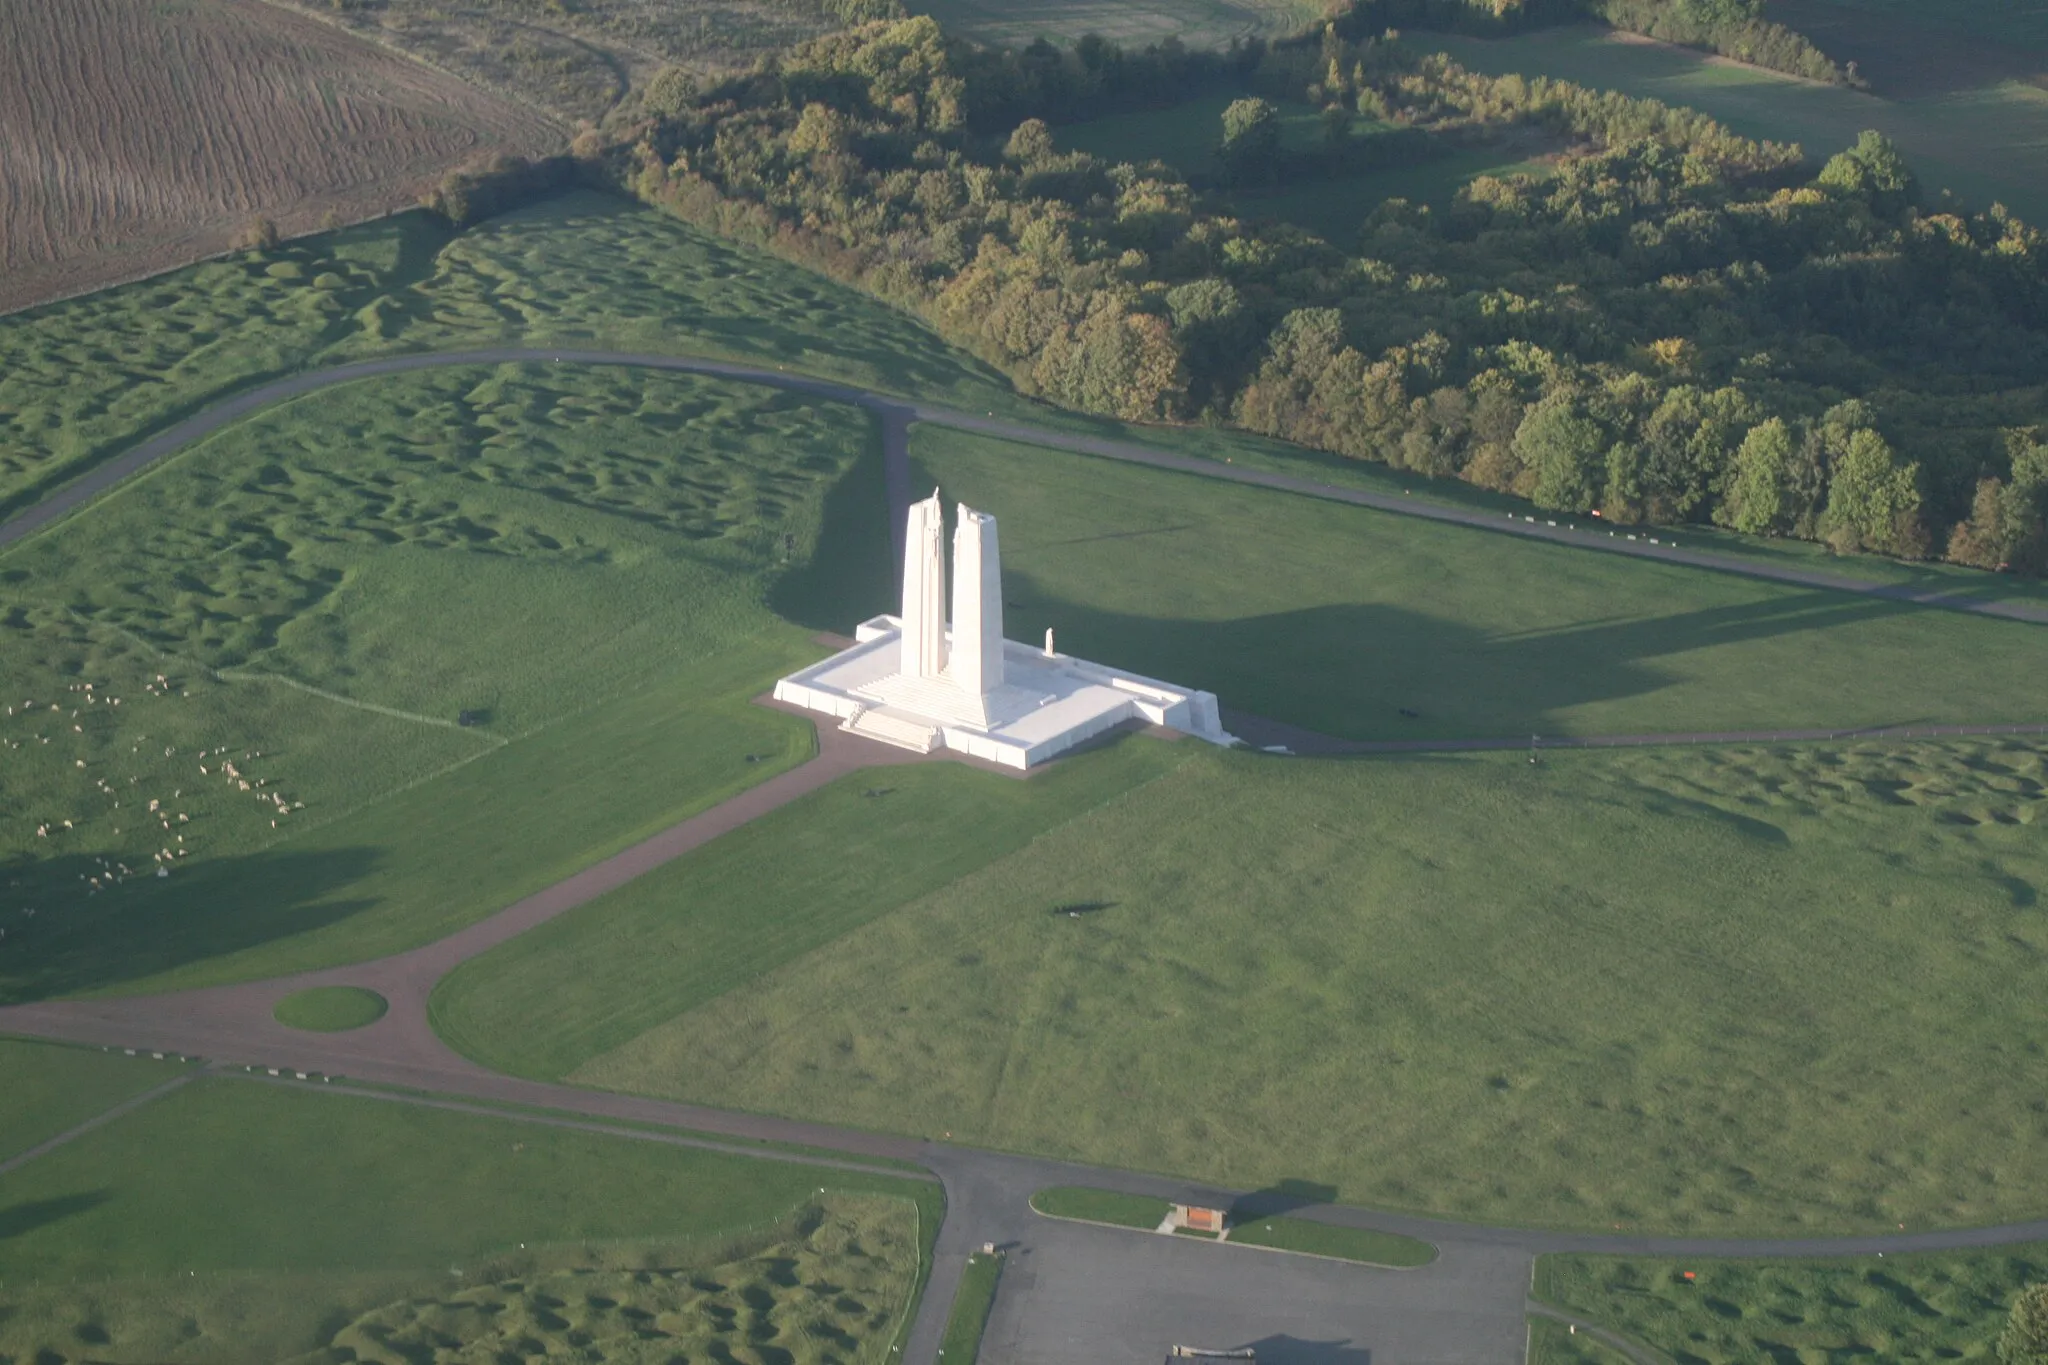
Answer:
[{"left": 0, "top": 0, "right": 560, "bottom": 314}]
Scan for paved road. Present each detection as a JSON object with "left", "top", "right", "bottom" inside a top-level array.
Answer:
[
  {"left": 7, "top": 347, "right": 2048, "bottom": 630},
  {"left": 8, "top": 347, "right": 2048, "bottom": 1362}
]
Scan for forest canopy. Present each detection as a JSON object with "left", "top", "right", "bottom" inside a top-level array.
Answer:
[{"left": 590, "top": 14, "right": 2048, "bottom": 571}]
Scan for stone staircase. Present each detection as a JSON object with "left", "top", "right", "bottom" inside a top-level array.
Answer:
[{"left": 840, "top": 705, "right": 939, "bottom": 754}]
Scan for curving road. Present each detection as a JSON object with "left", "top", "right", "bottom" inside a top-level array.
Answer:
[
  {"left": 7, "top": 346, "right": 2048, "bottom": 628},
  {"left": 8, "top": 348, "right": 2048, "bottom": 1364}
]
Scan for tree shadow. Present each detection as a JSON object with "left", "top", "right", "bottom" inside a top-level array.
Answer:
[
  {"left": 1239, "top": 1334, "right": 1371, "bottom": 1365},
  {"left": 0, "top": 1191, "right": 110, "bottom": 1241},
  {"left": 0, "top": 846, "right": 381, "bottom": 1004},
  {"left": 1001, "top": 575, "right": 1946, "bottom": 742},
  {"left": 1228, "top": 1179, "right": 1339, "bottom": 1224}
]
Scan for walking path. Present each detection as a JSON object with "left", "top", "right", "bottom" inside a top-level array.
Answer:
[
  {"left": 8, "top": 347, "right": 2048, "bottom": 1363},
  {"left": 6, "top": 347, "right": 2048, "bottom": 628}
]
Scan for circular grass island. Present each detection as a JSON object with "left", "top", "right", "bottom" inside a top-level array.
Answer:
[{"left": 273, "top": 986, "right": 388, "bottom": 1032}]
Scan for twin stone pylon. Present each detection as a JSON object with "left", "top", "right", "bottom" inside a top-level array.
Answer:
[{"left": 898, "top": 490, "right": 1004, "bottom": 699}]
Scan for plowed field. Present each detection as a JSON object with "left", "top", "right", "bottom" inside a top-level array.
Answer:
[{"left": 0, "top": 0, "right": 560, "bottom": 313}]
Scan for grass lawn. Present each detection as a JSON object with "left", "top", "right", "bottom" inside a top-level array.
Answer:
[
  {"left": 939, "top": 1250, "right": 1004, "bottom": 1365},
  {"left": 1780, "top": 0, "right": 2048, "bottom": 47},
  {"left": 1058, "top": 92, "right": 1394, "bottom": 175},
  {"left": 1232, "top": 143, "right": 1555, "bottom": 242},
  {"left": 1030, "top": 1186, "right": 1172, "bottom": 1229},
  {"left": 430, "top": 736, "right": 1192, "bottom": 1079},
  {"left": 272, "top": 986, "right": 388, "bottom": 1031},
  {"left": 910, "top": 0, "right": 1319, "bottom": 50},
  {"left": 0, "top": 1038, "right": 191, "bottom": 1161},
  {"left": 1, "top": 362, "right": 886, "bottom": 1002},
  {"left": 1534, "top": 1245, "right": 2048, "bottom": 1362},
  {"left": 564, "top": 735, "right": 2048, "bottom": 1234},
  {"left": 1527, "top": 1317, "right": 1635, "bottom": 1364},
  {"left": 1227, "top": 1216, "right": 1433, "bottom": 1267},
  {"left": 0, "top": 1074, "right": 937, "bottom": 1364},
  {"left": 0, "top": 190, "right": 1022, "bottom": 526},
  {"left": 1422, "top": 27, "right": 2048, "bottom": 225},
  {"left": 906, "top": 428, "right": 2048, "bottom": 741}
]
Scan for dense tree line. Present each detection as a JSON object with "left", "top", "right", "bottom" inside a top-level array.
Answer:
[{"left": 590, "top": 16, "right": 2048, "bottom": 570}]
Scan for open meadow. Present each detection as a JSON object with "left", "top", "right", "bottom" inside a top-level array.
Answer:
[
  {"left": 1535, "top": 1242, "right": 2048, "bottom": 1362},
  {"left": 911, "top": 0, "right": 1319, "bottom": 50},
  {"left": 534, "top": 734, "right": 2048, "bottom": 1235},
  {"left": 0, "top": 1042, "right": 936, "bottom": 1364},
  {"left": 0, "top": 1039, "right": 189, "bottom": 1162},
  {"left": 0, "top": 0, "right": 559, "bottom": 315},
  {"left": 1423, "top": 26, "right": 2048, "bottom": 224},
  {"left": 904, "top": 430, "right": 2048, "bottom": 742},
  {"left": 0, "top": 361, "right": 885, "bottom": 1002}
]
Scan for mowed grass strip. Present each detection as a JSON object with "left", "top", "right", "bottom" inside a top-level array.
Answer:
[
  {"left": 912, "top": 428, "right": 2048, "bottom": 740},
  {"left": 272, "top": 986, "right": 388, "bottom": 1032},
  {"left": 1030, "top": 1186, "right": 1172, "bottom": 1230},
  {"left": 1526, "top": 1317, "right": 1637, "bottom": 1365},
  {"left": 431, "top": 737, "right": 1191, "bottom": 1079},
  {"left": 0, "top": 1038, "right": 192, "bottom": 1162},
  {"left": 939, "top": 1250, "right": 1005, "bottom": 1365},
  {"left": 1226, "top": 1216, "right": 1434, "bottom": 1268},
  {"left": 1534, "top": 1245, "right": 2048, "bottom": 1363},
  {"left": 0, "top": 1074, "right": 936, "bottom": 1364},
  {"left": 572, "top": 738, "right": 2048, "bottom": 1234}
]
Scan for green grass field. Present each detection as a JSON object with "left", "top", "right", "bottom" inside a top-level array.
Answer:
[
  {"left": 1790, "top": 0, "right": 2048, "bottom": 46},
  {"left": 430, "top": 737, "right": 1191, "bottom": 1079},
  {"left": 910, "top": 0, "right": 1318, "bottom": 50},
  {"left": 557, "top": 734, "right": 2048, "bottom": 1234},
  {"left": 1059, "top": 93, "right": 1395, "bottom": 173},
  {"left": 1527, "top": 1317, "right": 1635, "bottom": 1365},
  {"left": 1423, "top": 27, "right": 2048, "bottom": 225},
  {"left": 272, "top": 986, "right": 388, "bottom": 1032},
  {"left": 1227, "top": 1216, "right": 1433, "bottom": 1267},
  {"left": 905, "top": 428, "right": 2048, "bottom": 741},
  {"left": 0, "top": 1073, "right": 935, "bottom": 1364},
  {"left": 1535, "top": 1245, "right": 2048, "bottom": 1362},
  {"left": 1030, "top": 1186, "right": 1173, "bottom": 1229},
  {"left": 0, "top": 1039, "right": 190, "bottom": 1161},
  {"left": 1, "top": 362, "right": 885, "bottom": 1002},
  {"left": 939, "top": 1251, "right": 1004, "bottom": 1365},
  {"left": 0, "top": 190, "right": 1020, "bottom": 526}
]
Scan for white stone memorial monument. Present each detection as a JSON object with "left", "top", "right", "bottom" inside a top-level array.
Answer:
[{"left": 774, "top": 491, "right": 1236, "bottom": 769}]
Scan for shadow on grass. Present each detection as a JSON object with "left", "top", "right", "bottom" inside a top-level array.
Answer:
[
  {"left": 0, "top": 1191, "right": 111, "bottom": 1241},
  {"left": 1229, "top": 1179, "right": 1339, "bottom": 1224},
  {"left": 0, "top": 848, "right": 380, "bottom": 1004},
  {"left": 1000, "top": 576, "right": 1949, "bottom": 741},
  {"left": 769, "top": 423, "right": 897, "bottom": 634}
]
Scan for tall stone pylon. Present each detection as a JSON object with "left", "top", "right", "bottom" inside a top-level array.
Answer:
[
  {"left": 900, "top": 490, "right": 948, "bottom": 680},
  {"left": 950, "top": 504, "right": 1004, "bottom": 698}
]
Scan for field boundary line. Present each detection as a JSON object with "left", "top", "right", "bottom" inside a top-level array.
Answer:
[
  {"left": 0, "top": 1071, "right": 196, "bottom": 1178},
  {"left": 217, "top": 668, "right": 508, "bottom": 740}
]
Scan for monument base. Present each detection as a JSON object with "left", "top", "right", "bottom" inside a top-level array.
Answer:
[{"left": 773, "top": 616, "right": 1238, "bottom": 770}]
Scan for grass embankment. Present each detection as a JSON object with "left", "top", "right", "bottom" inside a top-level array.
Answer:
[
  {"left": 431, "top": 739, "right": 1191, "bottom": 1078},
  {"left": 911, "top": 428, "right": 2048, "bottom": 741},
  {"left": 1227, "top": 1216, "right": 1433, "bottom": 1267},
  {"left": 1031, "top": 1186, "right": 1171, "bottom": 1229},
  {"left": 1535, "top": 1246, "right": 2048, "bottom": 1362},
  {"left": 0, "top": 1038, "right": 191, "bottom": 1161},
  {"left": 1527, "top": 1317, "right": 1637, "bottom": 1364},
  {"left": 1422, "top": 27, "right": 2048, "bottom": 225},
  {"left": 273, "top": 986, "right": 388, "bottom": 1032},
  {"left": 553, "top": 734, "right": 2048, "bottom": 1235},
  {"left": 939, "top": 1250, "right": 1005, "bottom": 1365},
  {"left": 1, "top": 361, "right": 881, "bottom": 1003},
  {"left": 0, "top": 1070, "right": 937, "bottom": 1364}
]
